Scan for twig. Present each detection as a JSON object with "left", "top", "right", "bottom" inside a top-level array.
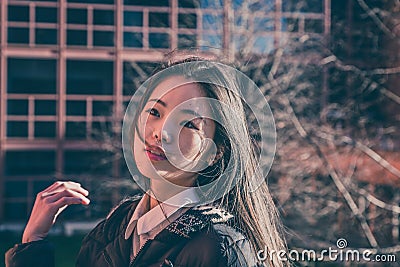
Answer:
[
  {"left": 357, "top": 188, "right": 400, "bottom": 213},
  {"left": 321, "top": 55, "right": 400, "bottom": 105},
  {"left": 357, "top": 0, "right": 396, "bottom": 38}
]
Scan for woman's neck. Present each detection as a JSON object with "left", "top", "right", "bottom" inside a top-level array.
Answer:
[
  {"left": 147, "top": 172, "right": 198, "bottom": 209},
  {"left": 148, "top": 179, "right": 185, "bottom": 209}
]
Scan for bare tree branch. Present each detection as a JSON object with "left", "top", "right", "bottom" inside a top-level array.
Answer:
[
  {"left": 321, "top": 55, "right": 400, "bottom": 106},
  {"left": 353, "top": 140, "right": 400, "bottom": 178},
  {"left": 357, "top": 188, "right": 400, "bottom": 214},
  {"left": 357, "top": 0, "right": 396, "bottom": 38}
]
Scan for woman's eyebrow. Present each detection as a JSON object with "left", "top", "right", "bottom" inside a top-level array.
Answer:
[
  {"left": 180, "top": 109, "right": 207, "bottom": 124},
  {"left": 148, "top": 98, "right": 167, "bottom": 107}
]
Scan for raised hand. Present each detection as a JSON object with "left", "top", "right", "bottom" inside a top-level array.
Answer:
[{"left": 22, "top": 181, "right": 90, "bottom": 243}]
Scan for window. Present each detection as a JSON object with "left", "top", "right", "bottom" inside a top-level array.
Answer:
[
  {"left": 35, "top": 28, "right": 58, "bottom": 45},
  {"left": 67, "top": 8, "right": 88, "bottom": 24},
  {"left": 124, "top": 32, "right": 143, "bottom": 48},
  {"left": 4, "top": 202, "right": 28, "bottom": 221},
  {"left": 7, "top": 100, "right": 28, "bottom": 115},
  {"left": 123, "top": 10, "right": 143, "bottom": 48},
  {"left": 7, "top": 58, "right": 57, "bottom": 94},
  {"left": 149, "top": 33, "right": 169, "bottom": 48},
  {"left": 93, "top": 9, "right": 114, "bottom": 25},
  {"left": 7, "top": 4, "right": 58, "bottom": 46},
  {"left": 8, "top": 5, "right": 29, "bottom": 22},
  {"left": 254, "top": 17, "right": 274, "bottom": 32},
  {"left": 201, "top": 34, "right": 222, "bottom": 48},
  {"left": 64, "top": 150, "right": 113, "bottom": 175},
  {"left": 35, "top": 122, "right": 56, "bottom": 138},
  {"left": 124, "top": 11, "right": 143, "bottom": 26},
  {"left": 123, "top": 61, "right": 158, "bottom": 95},
  {"left": 65, "top": 60, "right": 114, "bottom": 141},
  {"left": 68, "top": 0, "right": 114, "bottom": 4},
  {"left": 67, "top": 101, "right": 86, "bottom": 116},
  {"left": 283, "top": 18, "right": 299, "bottom": 32},
  {"left": 8, "top": 28, "right": 29, "bottom": 44},
  {"left": 67, "top": 60, "right": 113, "bottom": 95},
  {"left": 93, "top": 101, "right": 113, "bottom": 116},
  {"left": 6, "top": 58, "right": 57, "bottom": 139},
  {"left": 305, "top": 19, "right": 324, "bottom": 33},
  {"left": 253, "top": 35, "right": 274, "bottom": 54},
  {"left": 178, "top": 13, "right": 197, "bottom": 29},
  {"left": 202, "top": 14, "right": 223, "bottom": 30},
  {"left": 178, "top": 0, "right": 200, "bottom": 8},
  {"left": 5, "top": 181, "right": 27, "bottom": 198},
  {"left": 282, "top": 0, "right": 323, "bottom": 13},
  {"left": 178, "top": 34, "right": 197, "bottom": 48},
  {"left": 33, "top": 180, "right": 54, "bottom": 196},
  {"left": 201, "top": 0, "right": 224, "bottom": 8},
  {"left": 124, "top": 0, "right": 169, "bottom": 7},
  {"left": 91, "top": 121, "right": 112, "bottom": 139},
  {"left": 4, "top": 150, "right": 56, "bottom": 176},
  {"left": 93, "top": 31, "right": 114, "bottom": 47},
  {"left": 7, "top": 121, "right": 28, "bottom": 138},
  {"left": 35, "top": 100, "right": 57, "bottom": 116},
  {"left": 66, "top": 122, "right": 87, "bottom": 139},
  {"left": 67, "top": 30, "right": 87, "bottom": 46},
  {"left": 36, "top": 7, "right": 58, "bottom": 23},
  {"left": 149, "top": 12, "right": 169, "bottom": 28}
]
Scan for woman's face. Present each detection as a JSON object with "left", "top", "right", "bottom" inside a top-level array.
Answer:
[{"left": 133, "top": 76, "right": 217, "bottom": 187}]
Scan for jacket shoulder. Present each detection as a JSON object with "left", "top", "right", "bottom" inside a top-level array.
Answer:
[
  {"left": 86, "top": 195, "right": 141, "bottom": 243},
  {"left": 166, "top": 205, "right": 259, "bottom": 266},
  {"left": 163, "top": 205, "right": 234, "bottom": 238},
  {"left": 5, "top": 240, "right": 55, "bottom": 267},
  {"left": 196, "top": 206, "right": 260, "bottom": 266},
  {"left": 75, "top": 196, "right": 141, "bottom": 266},
  {"left": 213, "top": 223, "right": 259, "bottom": 267}
]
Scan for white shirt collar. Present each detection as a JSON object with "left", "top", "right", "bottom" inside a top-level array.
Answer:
[{"left": 125, "top": 188, "right": 199, "bottom": 239}]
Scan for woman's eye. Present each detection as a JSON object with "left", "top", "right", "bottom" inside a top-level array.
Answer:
[
  {"left": 182, "top": 120, "right": 199, "bottom": 130},
  {"left": 145, "top": 108, "right": 160, "bottom": 117}
]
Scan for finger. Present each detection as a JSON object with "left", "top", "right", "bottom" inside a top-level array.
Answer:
[
  {"left": 51, "top": 198, "right": 85, "bottom": 223},
  {"left": 45, "top": 189, "right": 90, "bottom": 205},
  {"left": 54, "top": 205, "right": 68, "bottom": 222},
  {"left": 53, "top": 197, "right": 87, "bottom": 210},
  {"left": 41, "top": 181, "right": 65, "bottom": 194},
  {"left": 43, "top": 181, "right": 81, "bottom": 193},
  {"left": 58, "top": 181, "right": 88, "bottom": 196},
  {"left": 42, "top": 183, "right": 89, "bottom": 198}
]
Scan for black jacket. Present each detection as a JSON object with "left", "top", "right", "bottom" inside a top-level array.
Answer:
[{"left": 6, "top": 197, "right": 258, "bottom": 267}]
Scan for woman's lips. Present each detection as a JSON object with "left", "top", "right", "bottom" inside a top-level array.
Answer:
[{"left": 145, "top": 146, "right": 167, "bottom": 161}]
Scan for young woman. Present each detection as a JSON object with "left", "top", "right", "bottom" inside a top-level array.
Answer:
[{"left": 6, "top": 55, "right": 288, "bottom": 267}]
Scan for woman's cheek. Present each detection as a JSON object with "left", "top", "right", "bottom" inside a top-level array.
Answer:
[
  {"left": 179, "top": 131, "right": 202, "bottom": 160},
  {"left": 133, "top": 131, "right": 158, "bottom": 178}
]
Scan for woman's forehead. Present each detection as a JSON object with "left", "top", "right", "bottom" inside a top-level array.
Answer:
[
  {"left": 148, "top": 76, "right": 198, "bottom": 97},
  {"left": 147, "top": 77, "right": 209, "bottom": 109}
]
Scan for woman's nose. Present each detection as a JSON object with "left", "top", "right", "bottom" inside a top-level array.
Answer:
[
  {"left": 152, "top": 130, "right": 161, "bottom": 143},
  {"left": 152, "top": 128, "right": 171, "bottom": 144}
]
